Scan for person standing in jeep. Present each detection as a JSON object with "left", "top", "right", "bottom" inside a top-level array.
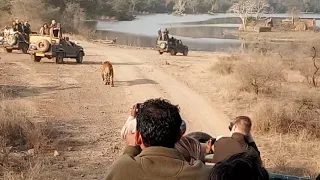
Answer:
[{"left": 14, "top": 19, "right": 23, "bottom": 33}]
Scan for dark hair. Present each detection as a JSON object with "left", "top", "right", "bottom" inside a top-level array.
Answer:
[
  {"left": 209, "top": 152, "right": 269, "bottom": 180},
  {"left": 185, "top": 132, "right": 214, "bottom": 143},
  {"left": 136, "top": 98, "right": 182, "bottom": 148}
]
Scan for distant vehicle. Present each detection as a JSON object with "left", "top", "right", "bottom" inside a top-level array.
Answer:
[
  {"left": 156, "top": 37, "right": 189, "bottom": 56},
  {"left": 0, "top": 33, "right": 29, "bottom": 54},
  {"left": 28, "top": 34, "right": 84, "bottom": 64}
]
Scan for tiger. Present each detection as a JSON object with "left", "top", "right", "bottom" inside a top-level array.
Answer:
[{"left": 101, "top": 61, "right": 114, "bottom": 87}]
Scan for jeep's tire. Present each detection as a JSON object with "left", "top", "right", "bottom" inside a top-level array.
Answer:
[
  {"left": 159, "top": 42, "right": 167, "bottom": 49},
  {"left": 7, "top": 35, "right": 17, "bottom": 46},
  {"left": 21, "top": 44, "right": 29, "bottom": 54},
  {"left": 36, "top": 39, "right": 50, "bottom": 52},
  {"left": 183, "top": 50, "right": 188, "bottom": 56},
  {"left": 55, "top": 52, "right": 64, "bottom": 64},
  {"left": 76, "top": 52, "right": 84, "bottom": 64},
  {"left": 170, "top": 49, "right": 176, "bottom": 56},
  {"left": 31, "top": 55, "right": 41, "bottom": 62},
  {"left": 5, "top": 48, "right": 12, "bottom": 53}
]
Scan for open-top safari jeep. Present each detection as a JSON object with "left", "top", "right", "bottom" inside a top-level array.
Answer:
[
  {"left": 28, "top": 34, "right": 84, "bottom": 64},
  {"left": 156, "top": 37, "right": 188, "bottom": 56},
  {"left": 0, "top": 32, "right": 29, "bottom": 54}
]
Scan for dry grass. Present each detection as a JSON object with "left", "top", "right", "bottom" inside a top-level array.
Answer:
[
  {"left": 0, "top": 91, "right": 54, "bottom": 178},
  {"left": 209, "top": 46, "right": 320, "bottom": 177}
]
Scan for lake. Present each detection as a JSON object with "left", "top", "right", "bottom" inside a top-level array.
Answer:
[{"left": 89, "top": 13, "right": 320, "bottom": 51}]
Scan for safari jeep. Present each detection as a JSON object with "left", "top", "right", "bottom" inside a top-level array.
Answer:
[
  {"left": 0, "top": 33, "right": 29, "bottom": 54},
  {"left": 28, "top": 34, "right": 84, "bottom": 64},
  {"left": 156, "top": 37, "right": 188, "bottom": 56}
]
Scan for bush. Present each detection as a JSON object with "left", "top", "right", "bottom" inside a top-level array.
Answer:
[
  {"left": 234, "top": 55, "right": 284, "bottom": 95},
  {"left": 211, "top": 60, "right": 234, "bottom": 75},
  {"left": 0, "top": 94, "right": 53, "bottom": 177},
  {"left": 252, "top": 92, "right": 320, "bottom": 138}
]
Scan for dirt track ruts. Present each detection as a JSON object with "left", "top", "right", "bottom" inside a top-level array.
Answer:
[{"left": 0, "top": 41, "right": 229, "bottom": 179}]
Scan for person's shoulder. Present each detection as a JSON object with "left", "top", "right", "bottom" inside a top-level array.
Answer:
[
  {"left": 105, "top": 154, "right": 142, "bottom": 180},
  {"left": 107, "top": 153, "right": 140, "bottom": 170},
  {"left": 179, "top": 160, "right": 211, "bottom": 179}
]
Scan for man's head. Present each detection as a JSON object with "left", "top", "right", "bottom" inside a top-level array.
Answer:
[
  {"left": 15, "top": 19, "right": 19, "bottom": 24},
  {"left": 51, "top": 20, "right": 56, "bottom": 25},
  {"left": 136, "top": 98, "right": 182, "bottom": 149},
  {"left": 230, "top": 116, "right": 252, "bottom": 136},
  {"left": 209, "top": 152, "right": 269, "bottom": 180}
]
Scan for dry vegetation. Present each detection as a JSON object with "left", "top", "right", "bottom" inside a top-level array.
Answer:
[
  {"left": 0, "top": 89, "right": 56, "bottom": 179},
  {"left": 210, "top": 41, "right": 320, "bottom": 177}
]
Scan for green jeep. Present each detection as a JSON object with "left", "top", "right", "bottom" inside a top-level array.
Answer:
[
  {"left": 28, "top": 34, "right": 84, "bottom": 64},
  {"left": 0, "top": 33, "right": 29, "bottom": 54},
  {"left": 156, "top": 37, "right": 189, "bottom": 56}
]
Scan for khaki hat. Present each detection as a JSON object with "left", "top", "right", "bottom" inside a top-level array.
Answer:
[{"left": 212, "top": 137, "right": 244, "bottom": 163}]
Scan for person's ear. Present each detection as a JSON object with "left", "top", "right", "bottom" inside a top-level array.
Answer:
[
  {"left": 135, "top": 131, "right": 142, "bottom": 146},
  {"left": 176, "top": 133, "right": 183, "bottom": 143}
]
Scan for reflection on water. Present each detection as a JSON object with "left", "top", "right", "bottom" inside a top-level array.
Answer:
[
  {"left": 90, "top": 13, "right": 320, "bottom": 52},
  {"left": 95, "top": 30, "right": 242, "bottom": 51},
  {"left": 168, "top": 26, "right": 238, "bottom": 39}
]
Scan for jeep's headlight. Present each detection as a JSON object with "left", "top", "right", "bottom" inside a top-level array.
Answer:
[{"left": 29, "top": 45, "right": 37, "bottom": 50}]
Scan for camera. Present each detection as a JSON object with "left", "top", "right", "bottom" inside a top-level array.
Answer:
[
  {"left": 136, "top": 103, "right": 143, "bottom": 112},
  {"left": 228, "top": 121, "right": 235, "bottom": 131}
]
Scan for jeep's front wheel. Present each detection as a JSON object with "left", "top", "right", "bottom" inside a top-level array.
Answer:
[
  {"left": 55, "top": 52, "right": 64, "bottom": 64},
  {"left": 76, "top": 52, "right": 84, "bottom": 64},
  {"left": 183, "top": 50, "right": 188, "bottom": 56},
  {"left": 21, "top": 44, "right": 29, "bottom": 54},
  {"left": 170, "top": 49, "right": 176, "bottom": 56},
  {"left": 5, "top": 48, "right": 12, "bottom": 53},
  {"left": 31, "top": 54, "right": 41, "bottom": 62}
]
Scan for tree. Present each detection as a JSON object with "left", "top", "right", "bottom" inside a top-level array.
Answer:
[
  {"left": 130, "top": 0, "right": 140, "bottom": 13},
  {"left": 228, "top": 0, "right": 269, "bottom": 27},
  {"left": 187, "top": 0, "right": 200, "bottom": 13},
  {"left": 205, "top": 0, "right": 218, "bottom": 12},
  {"left": 173, "top": 0, "right": 187, "bottom": 13},
  {"left": 252, "top": 0, "right": 269, "bottom": 19},
  {"left": 228, "top": 0, "right": 255, "bottom": 27}
]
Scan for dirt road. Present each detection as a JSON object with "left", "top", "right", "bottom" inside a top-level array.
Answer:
[{"left": 0, "top": 41, "right": 229, "bottom": 179}]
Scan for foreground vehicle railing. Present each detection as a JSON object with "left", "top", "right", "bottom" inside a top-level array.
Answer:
[{"left": 269, "top": 173, "right": 313, "bottom": 180}]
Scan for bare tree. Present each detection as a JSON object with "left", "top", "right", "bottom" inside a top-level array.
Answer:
[
  {"left": 187, "top": 0, "right": 199, "bottom": 13},
  {"left": 205, "top": 0, "right": 218, "bottom": 12},
  {"left": 228, "top": 0, "right": 269, "bottom": 28},
  {"left": 253, "top": 0, "right": 269, "bottom": 19},
  {"left": 287, "top": 6, "right": 302, "bottom": 20},
  {"left": 311, "top": 47, "right": 319, "bottom": 87},
  {"left": 130, "top": 0, "right": 140, "bottom": 13},
  {"left": 62, "top": 2, "right": 86, "bottom": 33},
  {"left": 173, "top": 0, "right": 187, "bottom": 13},
  {"left": 228, "top": 0, "right": 255, "bottom": 27}
]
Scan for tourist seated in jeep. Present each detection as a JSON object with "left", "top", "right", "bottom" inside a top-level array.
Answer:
[{"left": 39, "top": 23, "right": 50, "bottom": 36}]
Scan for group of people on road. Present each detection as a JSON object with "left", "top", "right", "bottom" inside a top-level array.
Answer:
[
  {"left": 158, "top": 28, "right": 169, "bottom": 41},
  {"left": 106, "top": 98, "right": 268, "bottom": 180}
]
